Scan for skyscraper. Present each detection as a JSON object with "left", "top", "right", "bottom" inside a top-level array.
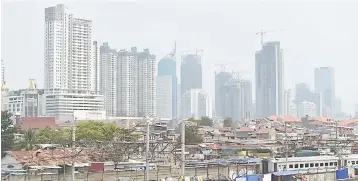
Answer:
[
  {"left": 156, "top": 76, "right": 173, "bottom": 119},
  {"left": 255, "top": 41, "right": 284, "bottom": 117},
  {"left": 100, "top": 42, "right": 117, "bottom": 116},
  {"left": 158, "top": 57, "right": 177, "bottom": 118},
  {"left": 44, "top": 4, "right": 104, "bottom": 121},
  {"left": 181, "top": 89, "right": 210, "bottom": 119},
  {"left": 44, "top": 4, "right": 94, "bottom": 92},
  {"left": 117, "top": 48, "right": 156, "bottom": 117},
  {"left": 1, "top": 60, "right": 4, "bottom": 83},
  {"left": 215, "top": 71, "right": 232, "bottom": 117},
  {"left": 241, "top": 80, "right": 253, "bottom": 119},
  {"left": 180, "top": 54, "right": 202, "bottom": 96},
  {"left": 314, "top": 67, "right": 335, "bottom": 118},
  {"left": 219, "top": 78, "right": 245, "bottom": 122},
  {"left": 283, "top": 89, "right": 291, "bottom": 116}
]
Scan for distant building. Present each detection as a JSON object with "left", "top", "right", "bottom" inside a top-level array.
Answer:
[
  {"left": 117, "top": 48, "right": 156, "bottom": 117},
  {"left": 314, "top": 67, "right": 335, "bottom": 118},
  {"left": 355, "top": 103, "right": 358, "bottom": 118},
  {"left": 215, "top": 72, "right": 232, "bottom": 118},
  {"left": 241, "top": 80, "right": 253, "bottom": 119},
  {"left": 218, "top": 79, "right": 245, "bottom": 123},
  {"left": 158, "top": 57, "right": 177, "bottom": 118},
  {"left": 298, "top": 101, "right": 316, "bottom": 118},
  {"left": 181, "top": 89, "right": 210, "bottom": 119},
  {"left": 44, "top": 4, "right": 105, "bottom": 121},
  {"left": 284, "top": 89, "right": 292, "bottom": 116},
  {"left": 2, "top": 79, "right": 45, "bottom": 117},
  {"left": 295, "top": 83, "right": 322, "bottom": 117},
  {"left": 255, "top": 41, "right": 284, "bottom": 117},
  {"left": 290, "top": 103, "right": 297, "bottom": 118},
  {"left": 99, "top": 42, "right": 118, "bottom": 116},
  {"left": 1, "top": 59, "right": 4, "bottom": 83},
  {"left": 180, "top": 54, "right": 202, "bottom": 96},
  {"left": 156, "top": 75, "right": 173, "bottom": 119}
]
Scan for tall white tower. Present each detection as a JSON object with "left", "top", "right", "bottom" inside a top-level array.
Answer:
[
  {"left": 44, "top": 5, "right": 104, "bottom": 121},
  {"left": 44, "top": 4, "right": 94, "bottom": 93}
]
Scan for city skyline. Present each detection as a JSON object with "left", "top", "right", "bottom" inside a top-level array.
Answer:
[{"left": 2, "top": 1, "right": 358, "bottom": 114}]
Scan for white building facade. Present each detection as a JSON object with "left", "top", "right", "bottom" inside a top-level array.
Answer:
[
  {"left": 117, "top": 48, "right": 156, "bottom": 117},
  {"left": 181, "top": 89, "right": 210, "bottom": 119},
  {"left": 1, "top": 80, "right": 45, "bottom": 117},
  {"left": 44, "top": 4, "right": 104, "bottom": 121},
  {"left": 99, "top": 43, "right": 117, "bottom": 116},
  {"left": 156, "top": 75, "right": 173, "bottom": 119},
  {"left": 298, "top": 101, "right": 316, "bottom": 118}
]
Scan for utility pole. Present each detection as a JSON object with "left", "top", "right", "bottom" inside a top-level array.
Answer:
[
  {"left": 145, "top": 118, "right": 152, "bottom": 181},
  {"left": 181, "top": 121, "right": 185, "bottom": 178},
  {"left": 71, "top": 117, "right": 77, "bottom": 181},
  {"left": 285, "top": 122, "right": 288, "bottom": 171}
]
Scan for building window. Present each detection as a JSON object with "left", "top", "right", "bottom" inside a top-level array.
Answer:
[{"left": 294, "top": 164, "right": 298, "bottom": 168}]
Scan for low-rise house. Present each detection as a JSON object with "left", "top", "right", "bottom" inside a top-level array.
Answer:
[
  {"left": 235, "top": 127, "right": 254, "bottom": 139},
  {"left": 1, "top": 147, "right": 102, "bottom": 175}
]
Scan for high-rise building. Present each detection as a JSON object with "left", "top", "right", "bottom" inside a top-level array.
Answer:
[
  {"left": 44, "top": 4, "right": 104, "bottom": 121},
  {"left": 45, "top": 4, "right": 95, "bottom": 92},
  {"left": 314, "top": 67, "right": 335, "bottom": 118},
  {"left": 1, "top": 60, "right": 4, "bottom": 83},
  {"left": 355, "top": 103, "right": 358, "bottom": 118},
  {"left": 100, "top": 43, "right": 117, "bottom": 116},
  {"left": 156, "top": 75, "right": 173, "bottom": 119},
  {"left": 218, "top": 79, "right": 245, "bottom": 123},
  {"left": 215, "top": 71, "right": 232, "bottom": 118},
  {"left": 181, "top": 89, "right": 210, "bottom": 119},
  {"left": 180, "top": 54, "right": 202, "bottom": 96},
  {"left": 284, "top": 89, "right": 291, "bottom": 116},
  {"left": 312, "top": 92, "right": 323, "bottom": 117},
  {"left": 241, "top": 80, "right": 253, "bottom": 119},
  {"left": 334, "top": 99, "right": 342, "bottom": 116},
  {"left": 158, "top": 57, "right": 177, "bottom": 118},
  {"left": 298, "top": 101, "right": 316, "bottom": 118},
  {"left": 117, "top": 48, "right": 156, "bottom": 117},
  {"left": 93, "top": 41, "right": 101, "bottom": 93},
  {"left": 255, "top": 41, "right": 284, "bottom": 117}
]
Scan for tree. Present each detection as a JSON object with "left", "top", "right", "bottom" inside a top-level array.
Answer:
[
  {"left": 76, "top": 121, "right": 118, "bottom": 142},
  {"left": 223, "top": 117, "right": 233, "bottom": 127},
  {"left": 198, "top": 116, "right": 213, "bottom": 126},
  {"left": 14, "top": 128, "right": 37, "bottom": 151},
  {"left": 177, "top": 124, "right": 203, "bottom": 145},
  {"left": 36, "top": 127, "right": 71, "bottom": 146},
  {"left": 1, "top": 111, "right": 15, "bottom": 157}
]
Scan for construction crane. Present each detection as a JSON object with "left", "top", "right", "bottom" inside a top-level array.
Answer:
[
  {"left": 255, "top": 29, "right": 283, "bottom": 46},
  {"left": 163, "top": 41, "right": 176, "bottom": 59},
  {"left": 196, "top": 49, "right": 204, "bottom": 56},
  {"left": 213, "top": 64, "right": 228, "bottom": 72}
]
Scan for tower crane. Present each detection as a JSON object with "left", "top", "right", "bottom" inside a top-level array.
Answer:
[
  {"left": 196, "top": 49, "right": 204, "bottom": 56},
  {"left": 163, "top": 41, "right": 177, "bottom": 59},
  {"left": 255, "top": 29, "right": 283, "bottom": 46}
]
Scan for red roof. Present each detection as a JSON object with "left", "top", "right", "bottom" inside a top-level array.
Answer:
[
  {"left": 8, "top": 148, "right": 102, "bottom": 167},
  {"left": 236, "top": 127, "right": 254, "bottom": 132},
  {"left": 19, "top": 117, "right": 59, "bottom": 130},
  {"left": 338, "top": 118, "right": 358, "bottom": 126},
  {"left": 268, "top": 115, "right": 300, "bottom": 123}
]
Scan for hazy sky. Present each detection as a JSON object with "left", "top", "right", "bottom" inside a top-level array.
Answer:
[{"left": 2, "top": 1, "right": 358, "bottom": 114}]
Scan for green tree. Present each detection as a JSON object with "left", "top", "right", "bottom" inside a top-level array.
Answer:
[
  {"left": 198, "top": 116, "right": 213, "bottom": 126},
  {"left": 14, "top": 128, "right": 37, "bottom": 151},
  {"left": 36, "top": 127, "right": 71, "bottom": 146},
  {"left": 223, "top": 117, "right": 233, "bottom": 127},
  {"left": 76, "top": 121, "right": 118, "bottom": 142},
  {"left": 177, "top": 124, "right": 203, "bottom": 145},
  {"left": 1, "top": 111, "right": 15, "bottom": 157}
]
